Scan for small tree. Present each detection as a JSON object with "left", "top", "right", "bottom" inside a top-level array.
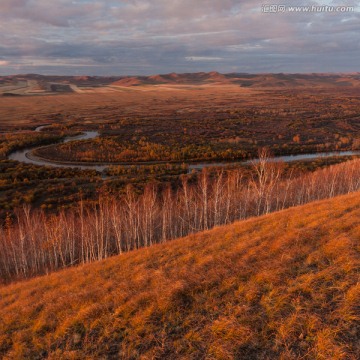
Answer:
[{"left": 251, "top": 148, "right": 283, "bottom": 215}]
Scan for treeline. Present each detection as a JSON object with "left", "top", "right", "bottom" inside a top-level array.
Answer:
[
  {"left": 0, "top": 132, "right": 63, "bottom": 160},
  {"left": 34, "top": 137, "right": 249, "bottom": 163},
  {"left": 0, "top": 161, "right": 100, "bottom": 215},
  {"left": 1, "top": 152, "right": 360, "bottom": 283},
  {"left": 32, "top": 132, "right": 360, "bottom": 166}
]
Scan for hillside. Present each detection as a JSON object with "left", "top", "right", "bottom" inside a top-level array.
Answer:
[
  {"left": 0, "top": 193, "right": 359, "bottom": 359},
  {"left": 109, "top": 72, "right": 360, "bottom": 88},
  {"left": 2, "top": 73, "right": 360, "bottom": 96}
]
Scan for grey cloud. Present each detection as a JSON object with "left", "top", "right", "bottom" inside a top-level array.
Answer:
[
  {"left": 0, "top": 0, "right": 28, "bottom": 11},
  {"left": 0, "top": 0, "right": 359, "bottom": 75}
]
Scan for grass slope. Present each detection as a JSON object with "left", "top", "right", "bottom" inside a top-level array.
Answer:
[{"left": 0, "top": 193, "right": 359, "bottom": 359}]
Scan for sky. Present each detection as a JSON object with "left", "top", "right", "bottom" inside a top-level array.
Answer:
[{"left": 0, "top": 0, "right": 359, "bottom": 76}]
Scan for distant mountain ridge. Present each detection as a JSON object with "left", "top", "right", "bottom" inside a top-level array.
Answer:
[
  {"left": 1, "top": 72, "right": 360, "bottom": 96},
  {"left": 2, "top": 72, "right": 360, "bottom": 88}
]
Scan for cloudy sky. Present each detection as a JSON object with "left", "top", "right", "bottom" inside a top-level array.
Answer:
[{"left": 0, "top": 0, "right": 359, "bottom": 75}]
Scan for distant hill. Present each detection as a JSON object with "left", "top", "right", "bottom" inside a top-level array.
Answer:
[
  {"left": 2, "top": 72, "right": 360, "bottom": 93},
  {"left": 111, "top": 72, "right": 360, "bottom": 88},
  {"left": 0, "top": 192, "right": 359, "bottom": 359}
]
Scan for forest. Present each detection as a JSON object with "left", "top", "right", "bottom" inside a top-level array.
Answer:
[
  {"left": 1, "top": 151, "right": 359, "bottom": 283},
  {"left": 32, "top": 96, "right": 360, "bottom": 164}
]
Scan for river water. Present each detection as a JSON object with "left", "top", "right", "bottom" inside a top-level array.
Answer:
[
  {"left": 8, "top": 127, "right": 107, "bottom": 171},
  {"left": 7, "top": 126, "right": 360, "bottom": 172}
]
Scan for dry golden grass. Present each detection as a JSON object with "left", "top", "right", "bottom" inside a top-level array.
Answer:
[
  {"left": 0, "top": 192, "right": 359, "bottom": 359},
  {"left": 0, "top": 85, "right": 256, "bottom": 129}
]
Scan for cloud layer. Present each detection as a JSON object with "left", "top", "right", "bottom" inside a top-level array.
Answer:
[{"left": 0, "top": 0, "right": 359, "bottom": 75}]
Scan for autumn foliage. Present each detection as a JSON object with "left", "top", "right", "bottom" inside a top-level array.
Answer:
[{"left": 1, "top": 156, "right": 360, "bottom": 282}]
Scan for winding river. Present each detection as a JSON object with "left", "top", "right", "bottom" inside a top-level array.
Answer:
[
  {"left": 9, "top": 127, "right": 107, "bottom": 172},
  {"left": 8, "top": 125, "right": 360, "bottom": 172}
]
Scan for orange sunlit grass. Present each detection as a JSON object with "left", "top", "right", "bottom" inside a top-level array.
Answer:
[{"left": 0, "top": 192, "right": 359, "bottom": 359}]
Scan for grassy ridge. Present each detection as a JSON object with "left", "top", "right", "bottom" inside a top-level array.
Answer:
[{"left": 0, "top": 192, "right": 359, "bottom": 359}]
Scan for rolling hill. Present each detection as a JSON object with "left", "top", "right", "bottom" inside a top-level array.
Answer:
[
  {"left": 2, "top": 72, "right": 360, "bottom": 96},
  {"left": 0, "top": 192, "right": 359, "bottom": 359},
  {"left": 109, "top": 72, "right": 360, "bottom": 88}
]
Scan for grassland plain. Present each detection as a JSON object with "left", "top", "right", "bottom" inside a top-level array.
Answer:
[{"left": 0, "top": 191, "right": 359, "bottom": 359}]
